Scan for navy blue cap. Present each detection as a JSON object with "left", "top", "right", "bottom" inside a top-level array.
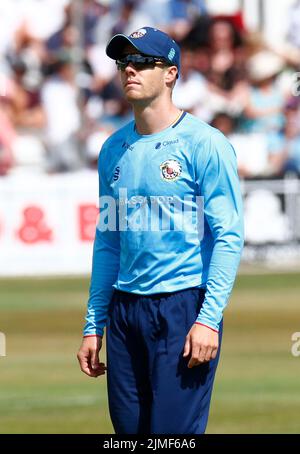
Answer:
[{"left": 106, "top": 26, "right": 180, "bottom": 75}]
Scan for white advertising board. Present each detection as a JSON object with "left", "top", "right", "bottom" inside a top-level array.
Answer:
[{"left": 0, "top": 171, "right": 98, "bottom": 276}]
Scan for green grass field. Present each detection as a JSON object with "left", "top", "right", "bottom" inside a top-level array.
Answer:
[{"left": 0, "top": 273, "right": 300, "bottom": 434}]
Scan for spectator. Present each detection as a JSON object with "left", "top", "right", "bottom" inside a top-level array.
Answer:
[
  {"left": 172, "top": 46, "right": 207, "bottom": 118},
  {"left": 207, "top": 17, "right": 246, "bottom": 92},
  {"left": 166, "top": 0, "right": 207, "bottom": 41},
  {"left": 242, "top": 51, "right": 286, "bottom": 134},
  {"left": 41, "top": 52, "right": 81, "bottom": 172},
  {"left": 94, "top": 1, "right": 122, "bottom": 46},
  {"left": 210, "top": 111, "right": 236, "bottom": 137},
  {"left": 46, "top": 19, "right": 78, "bottom": 56},
  {"left": 1, "top": 62, "right": 46, "bottom": 171},
  {"left": 0, "top": 101, "right": 16, "bottom": 175},
  {"left": 184, "top": 17, "right": 248, "bottom": 120},
  {"left": 211, "top": 112, "right": 270, "bottom": 179},
  {"left": 204, "top": 17, "right": 248, "bottom": 115},
  {"left": 268, "top": 98, "right": 300, "bottom": 177},
  {"left": 7, "top": 56, "right": 46, "bottom": 130},
  {"left": 110, "top": 0, "right": 153, "bottom": 38},
  {"left": 137, "top": 0, "right": 172, "bottom": 30},
  {"left": 47, "top": 0, "right": 103, "bottom": 53},
  {"left": 83, "top": 0, "right": 106, "bottom": 47}
]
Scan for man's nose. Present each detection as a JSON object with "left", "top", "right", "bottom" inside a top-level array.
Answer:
[{"left": 124, "top": 62, "right": 136, "bottom": 75}]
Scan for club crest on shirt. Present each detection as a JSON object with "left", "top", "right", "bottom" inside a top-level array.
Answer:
[{"left": 160, "top": 159, "right": 182, "bottom": 181}]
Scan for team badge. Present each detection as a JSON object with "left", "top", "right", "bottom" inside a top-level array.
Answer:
[
  {"left": 130, "top": 28, "right": 147, "bottom": 39},
  {"left": 160, "top": 160, "right": 182, "bottom": 181}
]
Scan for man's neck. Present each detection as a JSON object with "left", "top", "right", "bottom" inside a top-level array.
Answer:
[{"left": 133, "top": 98, "right": 182, "bottom": 135}]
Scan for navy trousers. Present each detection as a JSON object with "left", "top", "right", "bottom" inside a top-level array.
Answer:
[{"left": 106, "top": 287, "right": 223, "bottom": 434}]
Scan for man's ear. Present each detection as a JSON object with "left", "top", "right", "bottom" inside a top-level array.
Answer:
[{"left": 165, "top": 66, "right": 178, "bottom": 86}]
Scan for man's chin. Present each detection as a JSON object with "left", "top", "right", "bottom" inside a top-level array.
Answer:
[{"left": 124, "top": 93, "right": 143, "bottom": 103}]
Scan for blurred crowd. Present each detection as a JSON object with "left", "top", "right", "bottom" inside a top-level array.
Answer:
[{"left": 1, "top": 0, "right": 300, "bottom": 178}]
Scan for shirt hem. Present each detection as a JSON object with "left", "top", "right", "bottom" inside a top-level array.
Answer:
[{"left": 113, "top": 278, "right": 206, "bottom": 296}]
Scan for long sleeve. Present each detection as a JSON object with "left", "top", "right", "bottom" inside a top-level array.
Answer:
[
  {"left": 194, "top": 131, "right": 244, "bottom": 331},
  {"left": 83, "top": 148, "right": 120, "bottom": 337}
]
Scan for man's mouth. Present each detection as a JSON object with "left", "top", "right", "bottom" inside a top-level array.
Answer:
[{"left": 125, "top": 80, "right": 140, "bottom": 87}]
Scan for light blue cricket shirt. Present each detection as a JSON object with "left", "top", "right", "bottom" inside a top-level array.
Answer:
[{"left": 83, "top": 112, "right": 244, "bottom": 336}]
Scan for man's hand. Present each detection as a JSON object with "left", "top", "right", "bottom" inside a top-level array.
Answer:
[
  {"left": 183, "top": 324, "right": 219, "bottom": 368},
  {"left": 77, "top": 336, "right": 107, "bottom": 378}
]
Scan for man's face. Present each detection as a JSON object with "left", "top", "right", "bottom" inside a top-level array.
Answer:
[{"left": 117, "top": 44, "right": 173, "bottom": 104}]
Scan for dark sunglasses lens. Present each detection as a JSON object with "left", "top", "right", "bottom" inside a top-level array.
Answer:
[
  {"left": 134, "top": 61, "right": 154, "bottom": 70},
  {"left": 116, "top": 60, "right": 126, "bottom": 70},
  {"left": 116, "top": 55, "right": 158, "bottom": 70}
]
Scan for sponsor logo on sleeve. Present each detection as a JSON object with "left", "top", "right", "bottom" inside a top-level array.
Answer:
[{"left": 113, "top": 166, "right": 120, "bottom": 182}]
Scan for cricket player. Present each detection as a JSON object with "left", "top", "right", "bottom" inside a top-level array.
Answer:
[{"left": 77, "top": 26, "right": 244, "bottom": 434}]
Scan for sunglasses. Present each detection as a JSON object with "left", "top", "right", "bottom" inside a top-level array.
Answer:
[{"left": 116, "top": 54, "right": 169, "bottom": 71}]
